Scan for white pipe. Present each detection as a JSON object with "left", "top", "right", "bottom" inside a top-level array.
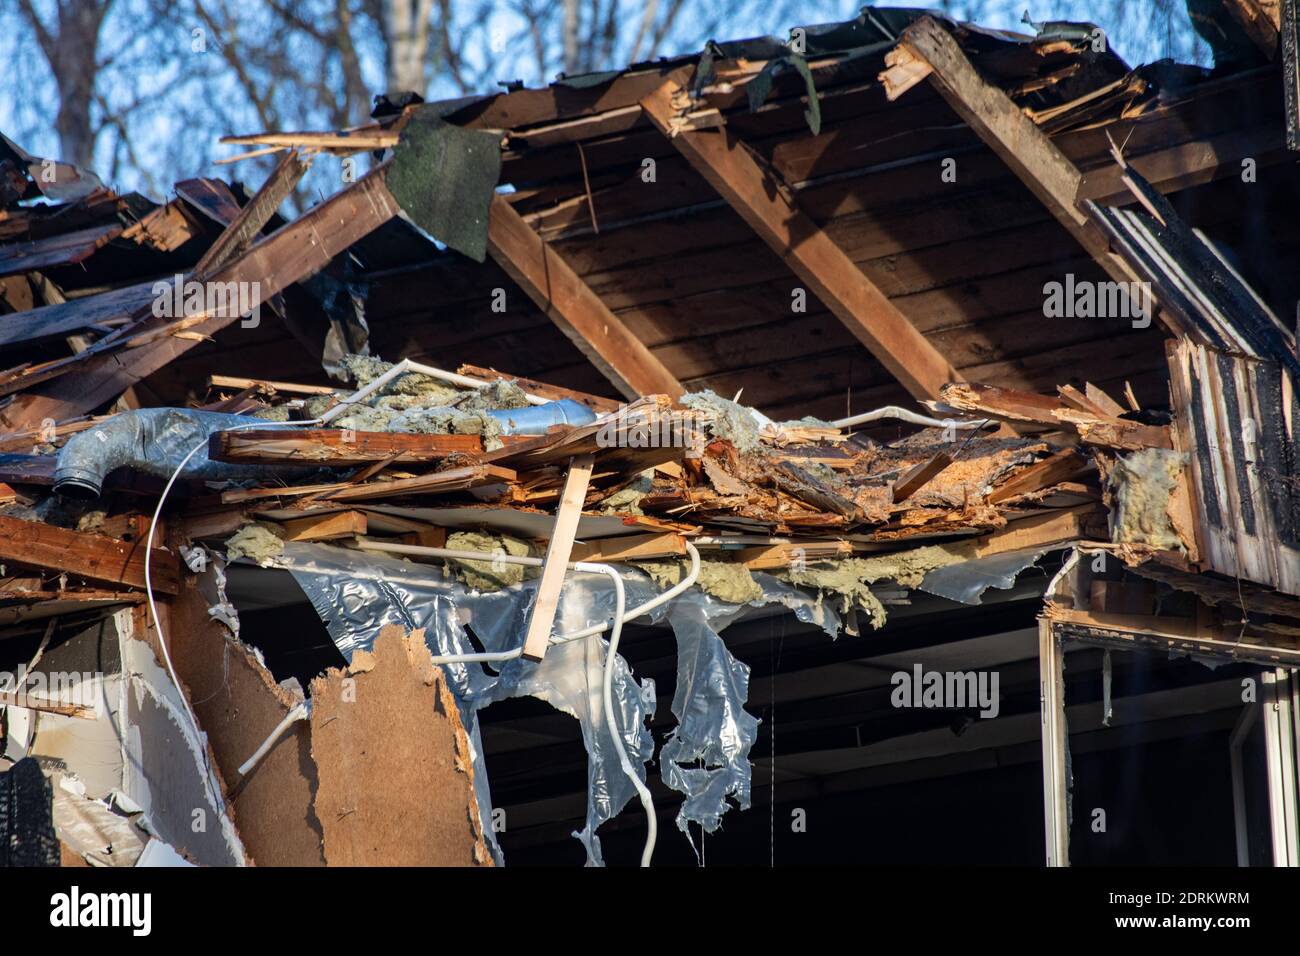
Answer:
[
  {"left": 320, "top": 358, "right": 554, "bottom": 423},
  {"left": 237, "top": 700, "right": 311, "bottom": 776},
  {"left": 830, "top": 405, "right": 984, "bottom": 430}
]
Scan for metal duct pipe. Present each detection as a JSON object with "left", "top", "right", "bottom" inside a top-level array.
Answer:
[
  {"left": 53, "top": 408, "right": 314, "bottom": 500},
  {"left": 485, "top": 399, "right": 597, "bottom": 434}
]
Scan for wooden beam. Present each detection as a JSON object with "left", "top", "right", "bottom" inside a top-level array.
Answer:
[
  {"left": 0, "top": 515, "right": 179, "bottom": 593},
  {"left": 639, "top": 75, "right": 964, "bottom": 402},
  {"left": 1222, "top": 0, "right": 1281, "bottom": 57},
  {"left": 486, "top": 195, "right": 684, "bottom": 401},
  {"left": 570, "top": 531, "right": 686, "bottom": 562},
  {"left": 194, "top": 149, "right": 310, "bottom": 276},
  {"left": 207, "top": 374, "right": 337, "bottom": 396},
  {"left": 210, "top": 428, "right": 483, "bottom": 466},
  {"left": 280, "top": 511, "right": 368, "bottom": 541},
  {"left": 895, "top": 17, "right": 1162, "bottom": 329},
  {"left": 521, "top": 454, "right": 594, "bottom": 661}
]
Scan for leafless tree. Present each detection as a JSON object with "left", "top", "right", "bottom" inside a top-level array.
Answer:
[{"left": 15, "top": 0, "right": 114, "bottom": 168}]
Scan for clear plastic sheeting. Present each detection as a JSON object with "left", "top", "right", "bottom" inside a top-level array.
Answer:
[
  {"left": 918, "top": 547, "right": 1058, "bottom": 604},
  {"left": 270, "top": 541, "right": 839, "bottom": 863}
]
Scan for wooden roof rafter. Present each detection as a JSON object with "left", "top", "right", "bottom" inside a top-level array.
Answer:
[
  {"left": 485, "top": 194, "right": 684, "bottom": 400},
  {"left": 638, "top": 70, "right": 966, "bottom": 404}
]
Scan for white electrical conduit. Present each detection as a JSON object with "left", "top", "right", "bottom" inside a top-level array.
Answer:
[
  {"left": 319, "top": 358, "right": 552, "bottom": 423},
  {"left": 830, "top": 405, "right": 984, "bottom": 431},
  {"left": 236, "top": 700, "right": 311, "bottom": 777}
]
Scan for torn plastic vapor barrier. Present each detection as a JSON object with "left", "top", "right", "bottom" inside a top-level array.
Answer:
[
  {"left": 269, "top": 541, "right": 838, "bottom": 863},
  {"left": 916, "top": 546, "right": 1065, "bottom": 604}
]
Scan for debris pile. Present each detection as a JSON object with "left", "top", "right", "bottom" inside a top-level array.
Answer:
[{"left": 2, "top": 4, "right": 1298, "bottom": 868}]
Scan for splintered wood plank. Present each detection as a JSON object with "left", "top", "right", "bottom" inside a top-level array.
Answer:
[
  {"left": 210, "top": 428, "right": 483, "bottom": 466},
  {"left": 891, "top": 452, "right": 953, "bottom": 502},
  {"left": 639, "top": 75, "right": 964, "bottom": 402},
  {"left": 208, "top": 374, "right": 337, "bottom": 395},
  {"left": 570, "top": 531, "right": 686, "bottom": 562},
  {"left": 322, "top": 464, "right": 517, "bottom": 503},
  {"left": 0, "top": 515, "right": 179, "bottom": 593},
  {"left": 987, "top": 449, "right": 1088, "bottom": 504},
  {"left": 309, "top": 625, "right": 492, "bottom": 866},
  {"left": 0, "top": 222, "right": 123, "bottom": 279},
  {"left": 194, "top": 149, "right": 310, "bottom": 276},
  {"left": 486, "top": 194, "right": 684, "bottom": 401},
  {"left": 522, "top": 454, "right": 594, "bottom": 661},
  {"left": 220, "top": 463, "right": 517, "bottom": 504}
]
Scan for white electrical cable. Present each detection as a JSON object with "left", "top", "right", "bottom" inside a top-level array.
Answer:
[
  {"left": 144, "top": 417, "right": 324, "bottom": 763},
  {"left": 586, "top": 563, "right": 657, "bottom": 866},
  {"left": 830, "top": 405, "right": 984, "bottom": 430}
]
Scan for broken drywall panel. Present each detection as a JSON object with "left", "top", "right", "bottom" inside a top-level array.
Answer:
[
  {"left": 117, "top": 609, "right": 247, "bottom": 866},
  {"left": 158, "top": 564, "right": 325, "bottom": 866},
  {"left": 28, "top": 679, "right": 124, "bottom": 800},
  {"left": 308, "top": 624, "right": 492, "bottom": 866}
]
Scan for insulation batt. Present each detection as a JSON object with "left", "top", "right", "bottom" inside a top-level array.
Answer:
[{"left": 1108, "top": 448, "right": 1187, "bottom": 551}]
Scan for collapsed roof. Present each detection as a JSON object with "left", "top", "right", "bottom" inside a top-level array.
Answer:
[{"left": 0, "top": 5, "right": 1298, "bottom": 867}]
